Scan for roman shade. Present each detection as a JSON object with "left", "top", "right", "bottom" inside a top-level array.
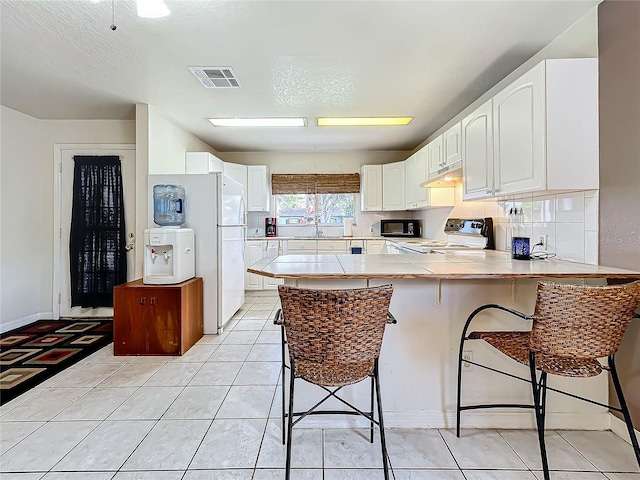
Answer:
[{"left": 271, "top": 173, "right": 360, "bottom": 195}]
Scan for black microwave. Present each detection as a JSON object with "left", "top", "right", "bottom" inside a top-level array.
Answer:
[{"left": 380, "top": 219, "right": 420, "bottom": 237}]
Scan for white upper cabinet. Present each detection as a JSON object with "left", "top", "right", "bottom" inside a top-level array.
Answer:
[
  {"left": 426, "top": 135, "right": 444, "bottom": 178},
  {"left": 223, "top": 162, "right": 248, "bottom": 193},
  {"left": 247, "top": 165, "right": 271, "bottom": 212},
  {"left": 441, "top": 122, "right": 462, "bottom": 173},
  {"left": 462, "top": 58, "right": 598, "bottom": 200},
  {"left": 414, "top": 149, "right": 429, "bottom": 208},
  {"left": 462, "top": 99, "right": 494, "bottom": 200},
  {"left": 185, "top": 151, "right": 224, "bottom": 173},
  {"left": 493, "top": 61, "right": 546, "bottom": 196},
  {"left": 382, "top": 161, "right": 405, "bottom": 211},
  {"left": 406, "top": 151, "right": 430, "bottom": 209},
  {"left": 404, "top": 154, "right": 417, "bottom": 209},
  {"left": 360, "top": 165, "right": 383, "bottom": 211}
]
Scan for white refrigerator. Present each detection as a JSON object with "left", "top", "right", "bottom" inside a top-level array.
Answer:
[{"left": 148, "top": 173, "right": 246, "bottom": 334}]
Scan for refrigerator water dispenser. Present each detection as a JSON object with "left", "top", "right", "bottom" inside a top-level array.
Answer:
[{"left": 143, "top": 228, "right": 195, "bottom": 284}]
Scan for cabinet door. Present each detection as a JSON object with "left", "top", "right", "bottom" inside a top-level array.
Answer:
[
  {"left": 414, "top": 149, "right": 430, "bottom": 208},
  {"left": 247, "top": 165, "right": 270, "bottom": 212},
  {"left": 493, "top": 62, "right": 545, "bottom": 195},
  {"left": 285, "top": 240, "right": 317, "bottom": 254},
  {"left": 442, "top": 122, "right": 462, "bottom": 170},
  {"left": 244, "top": 241, "right": 264, "bottom": 290},
  {"left": 146, "top": 288, "right": 181, "bottom": 355},
  {"left": 360, "top": 165, "right": 383, "bottom": 211},
  {"left": 427, "top": 135, "right": 444, "bottom": 177},
  {"left": 223, "top": 163, "right": 248, "bottom": 198},
  {"left": 317, "top": 240, "right": 348, "bottom": 253},
  {"left": 382, "top": 161, "right": 405, "bottom": 211},
  {"left": 262, "top": 241, "right": 282, "bottom": 290},
  {"left": 404, "top": 154, "right": 417, "bottom": 209},
  {"left": 113, "top": 287, "right": 148, "bottom": 355},
  {"left": 365, "top": 240, "right": 387, "bottom": 254},
  {"left": 462, "top": 99, "right": 494, "bottom": 200}
]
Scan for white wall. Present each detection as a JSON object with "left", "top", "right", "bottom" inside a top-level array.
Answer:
[
  {"left": 0, "top": 106, "right": 135, "bottom": 332},
  {"left": 1, "top": 107, "right": 47, "bottom": 331},
  {"left": 145, "top": 105, "right": 218, "bottom": 174}
]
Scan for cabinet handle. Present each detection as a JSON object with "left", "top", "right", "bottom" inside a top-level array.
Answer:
[
  {"left": 139, "top": 297, "right": 145, "bottom": 304},
  {"left": 486, "top": 189, "right": 492, "bottom": 194},
  {"left": 149, "top": 297, "right": 155, "bottom": 305}
]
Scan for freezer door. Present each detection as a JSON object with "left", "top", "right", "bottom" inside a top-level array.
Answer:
[
  {"left": 218, "top": 225, "right": 245, "bottom": 328},
  {"left": 220, "top": 175, "right": 245, "bottom": 226}
]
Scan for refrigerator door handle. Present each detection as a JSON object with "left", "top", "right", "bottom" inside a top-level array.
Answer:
[{"left": 242, "top": 225, "right": 247, "bottom": 256}]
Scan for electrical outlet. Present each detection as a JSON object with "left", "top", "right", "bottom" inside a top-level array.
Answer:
[
  {"left": 369, "top": 226, "right": 374, "bottom": 234},
  {"left": 538, "top": 234, "right": 548, "bottom": 249},
  {"left": 462, "top": 350, "right": 473, "bottom": 371}
]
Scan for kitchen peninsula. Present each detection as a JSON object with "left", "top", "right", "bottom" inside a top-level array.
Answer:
[{"left": 248, "top": 252, "right": 640, "bottom": 431}]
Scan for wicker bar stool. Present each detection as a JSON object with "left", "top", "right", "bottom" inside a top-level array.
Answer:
[
  {"left": 456, "top": 280, "right": 640, "bottom": 480},
  {"left": 275, "top": 284, "right": 396, "bottom": 480}
]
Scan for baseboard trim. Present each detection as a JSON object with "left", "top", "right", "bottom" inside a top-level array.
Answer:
[
  {"left": 0, "top": 312, "right": 52, "bottom": 334},
  {"left": 278, "top": 410, "right": 611, "bottom": 430},
  {"left": 609, "top": 412, "right": 640, "bottom": 446}
]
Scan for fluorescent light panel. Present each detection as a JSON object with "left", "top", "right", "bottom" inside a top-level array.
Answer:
[
  {"left": 137, "top": 0, "right": 170, "bottom": 18},
  {"left": 208, "top": 118, "right": 307, "bottom": 127},
  {"left": 317, "top": 117, "right": 413, "bottom": 126}
]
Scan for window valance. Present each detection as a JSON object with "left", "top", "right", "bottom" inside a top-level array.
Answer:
[{"left": 271, "top": 173, "right": 360, "bottom": 195}]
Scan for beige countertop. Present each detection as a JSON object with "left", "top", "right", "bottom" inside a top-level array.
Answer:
[{"left": 247, "top": 251, "right": 640, "bottom": 280}]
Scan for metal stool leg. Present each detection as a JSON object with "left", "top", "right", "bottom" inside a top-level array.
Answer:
[
  {"left": 610, "top": 354, "right": 640, "bottom": 468},
  {"left": 374, "top": 360, "right": 390, "bottom": 480},
  {"left": 285, "top": 361, "right": 296, "bottom": 480},
  {"left": 280, "top": 324, "right": 287, "bottom": 445},
  {"left": 370, "top": 375, "right": 375, "bottom": 443},
  {"left": 456, "top": 336, "right": 466, "bottom": 438},
  {"left": 529, "top": 352, "right": 550, "bottom": 480}
]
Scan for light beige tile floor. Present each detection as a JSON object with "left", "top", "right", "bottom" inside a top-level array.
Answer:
[{"left": 1, "top": 292, "right": 639, "bottom": 479}]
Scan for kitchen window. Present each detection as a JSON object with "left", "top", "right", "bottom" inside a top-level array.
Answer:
[
  {"left": 271, "top": 173, "right": 359, "bottom": 226},
  {"left": 275, "top": 193, "right": 356, "bottom": 225}
]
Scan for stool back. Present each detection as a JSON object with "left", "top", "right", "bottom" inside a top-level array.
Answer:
[
  {"left": 530, "top": 281, "right": 640, "bottom": 358},
  {"left": 277, "top": 284, "right": 394, "bottom": 366}
]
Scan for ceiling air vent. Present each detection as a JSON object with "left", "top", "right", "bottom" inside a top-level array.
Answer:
[{"left": 188, "top": 66, "right": 241, "bottom": 88}]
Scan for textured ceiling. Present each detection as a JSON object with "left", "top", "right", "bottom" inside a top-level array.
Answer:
[{"left": 1, "top": 0, "right": 599, "bottom": 152}]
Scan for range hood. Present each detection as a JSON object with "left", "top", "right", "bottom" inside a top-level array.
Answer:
[{"left": 420, "top": 167, "right": 462, "bottom": 188}]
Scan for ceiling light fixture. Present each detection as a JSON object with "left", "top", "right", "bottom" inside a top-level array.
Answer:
[
  {"left": 137, "top": 0, "right": 170, "bottom": 18},
  {"left": 207, "top": 118, "right": 307, "bottom": 127},
  {"left": 317, "top": 117, "right": 413, "bottom": 126}
]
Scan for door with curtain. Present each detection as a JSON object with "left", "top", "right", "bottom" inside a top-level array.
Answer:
[{"left": 57, "top": 147, "right": 136, "bottom": 318}]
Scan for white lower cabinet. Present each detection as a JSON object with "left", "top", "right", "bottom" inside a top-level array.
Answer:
[
  {"left": 283, "top": 240, "right": 317, "bottom": 255},
  {"left": 365, "top": 240, "right": 387, "bottom": 254},
  {"left": 317, "top": 240, "right": 349, "bottom": 253},
  {"left": 245, "top": 240, "right": 283, "bottom": 290}
]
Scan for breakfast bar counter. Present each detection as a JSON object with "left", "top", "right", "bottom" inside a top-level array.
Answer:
[
  {"left": 247, "top": 250, "right": 640, "bottom": 280},
  {"left": 247, "top": 252, "right": 640, "bottom": 431}
]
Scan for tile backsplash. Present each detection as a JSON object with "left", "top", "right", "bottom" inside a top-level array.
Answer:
[{"left": 414, "top": 188, "right": 599, "bottom": 265}]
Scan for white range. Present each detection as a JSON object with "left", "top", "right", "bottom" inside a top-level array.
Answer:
[{"left": 392, "top": 218, "right": 495, "bottom": 254}]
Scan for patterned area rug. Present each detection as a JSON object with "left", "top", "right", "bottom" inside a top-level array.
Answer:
[{"left": 0, "top": 319, "right": 113, "bottom": 405}]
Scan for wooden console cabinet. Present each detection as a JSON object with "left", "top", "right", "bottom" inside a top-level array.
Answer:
[{"left": 113, "top": 277, "right": 203, "bottom": 355}]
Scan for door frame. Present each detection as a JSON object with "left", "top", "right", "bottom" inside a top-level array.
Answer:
[{"left": 52, "top": 143, "right": 136, "bottom": 319}]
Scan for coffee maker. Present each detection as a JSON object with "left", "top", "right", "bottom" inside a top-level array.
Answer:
[{"left": 265, "top": 217, "right": 277, "bottom": 237}]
